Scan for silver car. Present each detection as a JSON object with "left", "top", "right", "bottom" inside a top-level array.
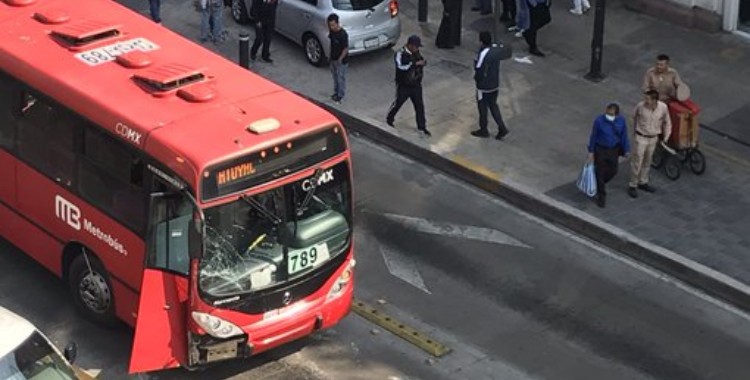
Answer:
[{"left": 228, "top": 0, "right": 401, "bottom": 66}]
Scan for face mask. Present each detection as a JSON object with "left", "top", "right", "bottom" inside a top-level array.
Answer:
[{"left": 605, "top": 115, "right": 616, "bottom": 122}]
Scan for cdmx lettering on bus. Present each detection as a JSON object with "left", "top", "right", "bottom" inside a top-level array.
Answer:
[
  {"left": 301, "top": 169, "right": 334, "bottom": 192},
  {"left": 115, "top": 122, "right": 142, "bottom": 145}
]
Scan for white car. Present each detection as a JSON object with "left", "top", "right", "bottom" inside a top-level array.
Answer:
[
  {"left": 0, "top": 306, "right": 92, "bottom": 380},
  {"left": 228, "top": 0, "right": 401, "bottom": 66}
]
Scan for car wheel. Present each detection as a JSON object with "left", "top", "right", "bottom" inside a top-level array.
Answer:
[
  {"left": 69, "top": 254, "right": 118, "bottom": 327},
  {"left": 303, "top": 33, "right": 326, "bottom": 67},
  {"left": 231, "top": 0, "right": 250, "bottom": 24}
]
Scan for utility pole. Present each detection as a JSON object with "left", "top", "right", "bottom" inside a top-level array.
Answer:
[{"left": 584, "top": 0, "right": 607, "bottom": 82}]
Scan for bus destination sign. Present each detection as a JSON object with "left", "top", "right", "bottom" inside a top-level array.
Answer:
[
  {"left": 216, "top": 162, "right": 255, "bottom": 187},
  {"left": 202, "top": 127, "right": 347, "bottom": 201}
]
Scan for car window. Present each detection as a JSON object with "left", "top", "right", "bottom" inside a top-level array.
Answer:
[{"left": 332, "top": 0, "right": 383, "bottom": 11}]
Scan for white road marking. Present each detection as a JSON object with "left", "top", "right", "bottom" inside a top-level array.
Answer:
[
  {"left": 380, "top": 245, "right": 432, "bottom": 294},
  {"left": 382, "top": 213, "right": 531, "bottom": 249}
]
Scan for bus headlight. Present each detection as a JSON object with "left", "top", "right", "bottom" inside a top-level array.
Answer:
[
  {"left": 328, "top": 259, "right": 355, "bottom": 300},
  {"left": 191, "top": 312, "right": 244, "bottom": 339}
]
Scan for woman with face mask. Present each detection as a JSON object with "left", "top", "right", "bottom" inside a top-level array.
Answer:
[{"left": 586, "top": 103, "right": 631, "bottom": 208}]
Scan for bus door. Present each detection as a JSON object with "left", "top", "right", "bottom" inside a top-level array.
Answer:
[{"left": 129, "top": 186, "right": 198, "bottom": 374}]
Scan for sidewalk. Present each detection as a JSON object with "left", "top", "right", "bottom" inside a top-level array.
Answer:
[{"left": 123, "top": 0, "right": 750, "bottom": 306}]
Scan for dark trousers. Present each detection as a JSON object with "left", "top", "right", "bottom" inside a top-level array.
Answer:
[
  {"left": 594, "top": 146, "right": 620, "bottom": 199},
  {"left": 477, "top": 90, "right": 508, "bottom": 135},
  {"left": 387, "top": 85, "right": 426, "bottom": 131},
  {"left": 149, "top": 0, "right": 161, "bottom": 22},
  {"left": 523, "top": 28, "right": 537, "bottom": 51},
  {"left": 251, "top": 21, "right": 274, "bottom": 59},
  {"left": 501, "top": 0, "right": 516, "bottom": 19}
]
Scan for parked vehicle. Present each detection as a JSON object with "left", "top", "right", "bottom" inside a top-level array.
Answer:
[
  {"left": 228, "top": 0, "right": 401, "bottom": 66},
  {"left": 0, "top": 306, "right": 93, "bottom": 380}
]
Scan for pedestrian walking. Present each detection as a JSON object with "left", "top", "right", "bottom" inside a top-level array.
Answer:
[
  {"left": 327, "top": 14, "right": 349, "bottom": 103},
  {"left": 510, "top": 0, "right": 528, "bottom": 37},
  {"left": 149, "top": 0, "right": 161, "bottom": 23},
  {"left": 200, "top": 0, "right": 226, "bottom": 44},
  {"left": 523, "top": 0, "right": 551, "bottom": 57},
  {"left": 628, "top": 90, "right": 672, "bottom": 198},
  {"left": 250, "top": 0, "right": 278, "bottom": 62},
  {"left": 436, "top": 0, "right": 463, "bottom": 48},
  {"left": 570, "top": 0, "right": 590, "bottom": 15},
  {"left": 386, "top": 35, "right": 431, "bottom": 137},
  {"left": 586, "top": 103, "right": 630, "bottom": 207},
  {"left": 471, "top": 31, "right": 512, "bottom": 140}
]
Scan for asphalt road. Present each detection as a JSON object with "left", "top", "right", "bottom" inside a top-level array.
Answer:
[{"left": 3, "top": 136, "right": 750, "bottom": 379}]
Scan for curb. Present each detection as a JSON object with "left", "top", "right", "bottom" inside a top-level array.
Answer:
[{"left": 304, "top": 95, "right": 750, "bottom": 313}]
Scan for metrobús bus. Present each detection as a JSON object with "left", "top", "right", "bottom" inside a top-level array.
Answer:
[{"left": 0, "top": 0, "right": 354, "bottom": 373}]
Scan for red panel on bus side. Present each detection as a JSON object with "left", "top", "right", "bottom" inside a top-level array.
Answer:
[
  {"left": 0, "top": 150, "right": 15, "bottom": 207},
  {"left": 129, "top": 268, "right": 188, "bottom": 374}
]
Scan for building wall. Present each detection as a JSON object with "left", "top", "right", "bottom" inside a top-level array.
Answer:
[{"left": 625, "top": 0, "right": 727, "bottom": 32}]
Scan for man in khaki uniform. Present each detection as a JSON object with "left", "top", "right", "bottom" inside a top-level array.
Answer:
[
  {"left": 629, "top": 90, "right": 672, "bottom": 198},
  {"left": 642, "top": 54, "right": 684, "bottom": 101}
]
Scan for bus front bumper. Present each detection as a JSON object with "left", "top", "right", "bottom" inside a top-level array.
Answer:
[{"left": 188, "top": 288, "right": 352, "bottom": 367}]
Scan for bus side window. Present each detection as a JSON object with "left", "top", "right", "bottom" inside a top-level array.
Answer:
[
  {"left": 146, "top": 180, "right": 191, "bottom": 276},
  {"left": 0, "top": 72, "right": 17, "bottom": 149},
  {"left": 78, "top": 127, "right": 146, "bottom": 234},
  {"left": 16, "top": 92, "right": 77, "bottom": 187}
]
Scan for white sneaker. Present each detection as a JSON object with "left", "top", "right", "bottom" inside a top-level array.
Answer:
[
  {"left": 569, "top": 8, "right": 583, "bottom": 15},
  {"left": 514, "top": 29, "right": 524, "bottom": 38}
]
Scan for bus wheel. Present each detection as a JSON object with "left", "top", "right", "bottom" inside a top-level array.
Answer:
[{"left": 69, "top": 255, "right": 118, "bottom": 327}]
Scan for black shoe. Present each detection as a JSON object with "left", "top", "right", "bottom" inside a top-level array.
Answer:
[
  {"left": 628, "top": 187, "right": 638, "bottom": 198},
  {"left": 480, "top": 10, "right": 492, "bottom": 15},
  {"left": 471, "top": 129, "right": 490, "bottom": 138},
  {"left": 386, "top": 119, "right": 395, "bottom": 128},
  {"left": 250, "top": 53, "right": 257, "bottom": 60},
  {"left": 419, "top": 128, "right": 432, "bottom": 137},
  {"left": 471, "top": 6, "right": 481, "bottom": 11},
  {"left": 530, "top": 49, "right": 546, "bottom": 57},
  {"left": 596, "top": 195, "right": 606, "bottom": 208},
  {"left": 262, "top": 56, "right": 273, "bottom": 63},
  {"left": 495, "top": 130, "right": 509, "bottom": 140},
  {"left": 638, "top": 183, "right": 656, "bottom": 193}
]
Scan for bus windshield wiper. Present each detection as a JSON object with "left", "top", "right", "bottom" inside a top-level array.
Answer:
[
  {"left": 240, "top": 194, "right": 282, "bottom": 225},
  {"left": 296, "top": 168, "right": 324, "bottom": 216}
]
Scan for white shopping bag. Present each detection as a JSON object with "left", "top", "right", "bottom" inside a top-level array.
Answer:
[{"left": 576, "top": 161, "right": 597, "bottom": 197}]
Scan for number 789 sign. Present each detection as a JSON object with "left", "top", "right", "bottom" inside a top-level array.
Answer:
[{"left": 287, "top": 243, "right": 330, "bottom": 275}]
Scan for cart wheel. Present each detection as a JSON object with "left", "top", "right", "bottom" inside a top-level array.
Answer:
[
  {"left": 688, "top": 149, "right": 706, "bottom": 175},
  {"left": 665, "top": 156, "right": 681, "bottom": 180},
  {"left": 651, "top": 146, "right": 665, "bottom": 169}
]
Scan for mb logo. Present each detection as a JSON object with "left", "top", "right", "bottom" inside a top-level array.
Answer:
[{"left": 55, "top": 195, "right": 81, "bottom": 230}]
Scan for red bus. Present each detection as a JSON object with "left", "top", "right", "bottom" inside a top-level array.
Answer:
[{"left": 0, "top": 0, "right": 354, "bottom": 374}]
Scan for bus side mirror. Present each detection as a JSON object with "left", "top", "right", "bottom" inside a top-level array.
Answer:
[
  {"left": 64, "top": 342, "right": 78, "bottom": 363},
  {"left": 188, "top": 219, "right": 203, "bottom": 260}
]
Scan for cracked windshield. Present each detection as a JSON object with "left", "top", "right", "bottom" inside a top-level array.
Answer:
[{"left": 199, "top": 162, "right": 351, "bottom": 297}]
